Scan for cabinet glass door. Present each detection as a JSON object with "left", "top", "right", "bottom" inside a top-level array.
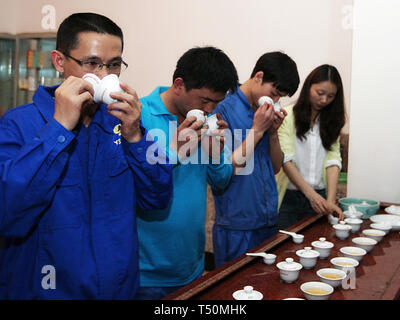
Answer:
[
  {"left": 0, "top": 37, "right": 16, "bottom": 116},
  {"left": 17, "top": 37, "right": 62, "bottom": 106}
]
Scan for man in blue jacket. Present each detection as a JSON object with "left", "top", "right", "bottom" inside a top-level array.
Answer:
[
  {"left": 212, "top": 52, "right": 300, "bottom": 267},
  {"left": 0, "top": 13, "right": 172, "bottom": 299}
]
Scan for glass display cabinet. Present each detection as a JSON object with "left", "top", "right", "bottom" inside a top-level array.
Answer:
[
  {"left": 0, "top": 34, "right": 16, "bottom": 115},
  {"left": 0, "top": 32, "right": 63, "bottom": 116}
]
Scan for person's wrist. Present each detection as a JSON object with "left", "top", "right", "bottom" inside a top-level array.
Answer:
[
  {"left": 269, "top": 129, "right": 279, "bottom": 140},
  {"left": 124, "top": 124, "right": 143, "bottom": 143},
  {"left": 327, "top": 196, "right": 337, "bottom": 204},
  {"left": 251, "top": 126, "right": 264, "bottom": 141},
  {"left": 304, "top": 188, "right": 317, "bottom": 201}
]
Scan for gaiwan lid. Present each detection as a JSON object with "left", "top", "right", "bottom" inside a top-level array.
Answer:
[
  {"left": 344, "top": 218, "right": 363, "bottom": 224},
  {"left": 312, "top": 237, "right": 334, "bottom": 249},
  {"left": 333, "top": 221, "right": 352, "bottom": 230},
  {"left": 232, "top": 286, "right": 263, "bottom": 300},
  {"left": 277, "top": 258, "right": 303, "bottom": 271},
  {"left": 296, "top": 247, "right": 320, "bottom": 258}
]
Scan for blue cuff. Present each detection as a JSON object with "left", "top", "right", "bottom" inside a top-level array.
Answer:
[
  {"left": 38, "top": 118, "right": 76, "bottom": 152},
  {"left": 122, "top": 126, "right": 170, "bottom": 165}
]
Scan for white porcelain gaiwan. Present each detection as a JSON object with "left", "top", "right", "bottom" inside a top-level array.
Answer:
[
  {"left": 258, "top": 96, "right": 281, "bottom": 112},
  {"left": 311, "top": 237, "right": 334, "bottom": 259},
  {"left": 344, "top": 218, "right": 363, "bottom": 233},
  {"left": 186, "top": 110, "right": 220, "bottom": 136},
  {"left": 186, "top": 109, "right": 206, "bottom": 123},
  {"left": 204, "top": 114, "right": 220, "bottom": 136},
  {"left": 276, "top": 258, "right": 303, "bottom": 283},
  {"left": 333, "top": 221, "right": 352, "bottom": 240},
  {"left": 343, "top": 210, "right": 363, "bottom": 219},
  {"left": 82, "top": 73, "right": 124, "bottom": 105},
  {"left": 232, "top": 286, "right": 263, "bottom": 300},
  {"left": 296, "top": 247, "right": 320, "bottom": 269}
]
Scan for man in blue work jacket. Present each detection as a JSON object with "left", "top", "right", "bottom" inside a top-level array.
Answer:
[
  {"left": 0, "top": 13, "right": 173, "bottom": 299},
  {"left": 212, "top": 52, "right": 300, "bottom": 267}
]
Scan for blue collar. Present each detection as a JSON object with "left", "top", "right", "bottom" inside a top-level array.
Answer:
[
  {"left": 33, "top": 85, "right": 117, "bottom": 133},
  {"left": 235, "top": 85, "right": 254, "bottom": 113}
]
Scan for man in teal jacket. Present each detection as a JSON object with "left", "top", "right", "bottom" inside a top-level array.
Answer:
[
  {"left": 0, "top": 13, "right": 172, "bottom": 299},
  {"left": 136, "top": 46, "right": 238, "bottom": 300}
]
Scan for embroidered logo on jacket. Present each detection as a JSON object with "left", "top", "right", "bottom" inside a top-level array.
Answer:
[{"left": 113, "top": 124, "right": 122, "bottom": 145}]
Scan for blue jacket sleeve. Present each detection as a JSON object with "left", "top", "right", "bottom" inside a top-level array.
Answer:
[
  {"left": 0, "top": 117, "right": 75, "bottom": 238},
  {"left": 121, "top": 126, "right": 173, "bottom": 211},
  {"left": 207, "top": 103, "right": 234, "bottom": 192},
  {"left": 206, "top": 146, "right": 233, "bottom": 193}
]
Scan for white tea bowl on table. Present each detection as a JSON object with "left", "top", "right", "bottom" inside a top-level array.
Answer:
[
  {"left": 316, "top": 268, "right": 347, "bottom": 289},
  {"left": 330, "top": 256, "right": 359, "bottom": 272},
  {"left": 352, "top": 237, "right": 377, "bottom": 252},
  {"left": 362, "top": 229, "right": 385, "bottom": 242},
  {"left": 370, "top": 223, "right": 391, "bottom": 235},
  {"left": 300, "top": 281, "right": 334, "bottom": 300},
  {"left": 340, "top": 246, "right": 367, "bottom": 262},
  {"left": 384, "top": 205, "right": 400, "bottom": 215}
]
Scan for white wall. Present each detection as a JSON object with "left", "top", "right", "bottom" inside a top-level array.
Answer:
[
  {"left": 0, "top": 0, "right": 353, "bottom": 133},
  {"left": 0, "top": 0, "right": 17, "bottom": 34},
  {"left": 347, "top": 0, "right": 400, "bottom": 203}
]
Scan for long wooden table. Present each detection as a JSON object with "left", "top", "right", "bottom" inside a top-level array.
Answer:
[{"left": 165, "top": 205, "right": 400, "bottom": 300}]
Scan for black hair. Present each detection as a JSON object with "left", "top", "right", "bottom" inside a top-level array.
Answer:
[
  {"left": 293, "top": 64, "right": 346, "bottom": 151},
  {"left": 172, "top": 46, "right": 238, "bottom": 94},
  {"left": 56, "top": 12, "right": 124, "bottom": 54},
  {"left": 250, "top": 51, "right": 299, "bottom": 97}
]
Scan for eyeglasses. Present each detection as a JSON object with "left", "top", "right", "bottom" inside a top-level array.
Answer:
[{"left": 63, "top": 52, "right": 128, "bottom": 74}]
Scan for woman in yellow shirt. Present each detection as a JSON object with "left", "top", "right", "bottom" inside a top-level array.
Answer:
[{"left": 277, "top": 65, "right": 345, "bottom": 229}]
